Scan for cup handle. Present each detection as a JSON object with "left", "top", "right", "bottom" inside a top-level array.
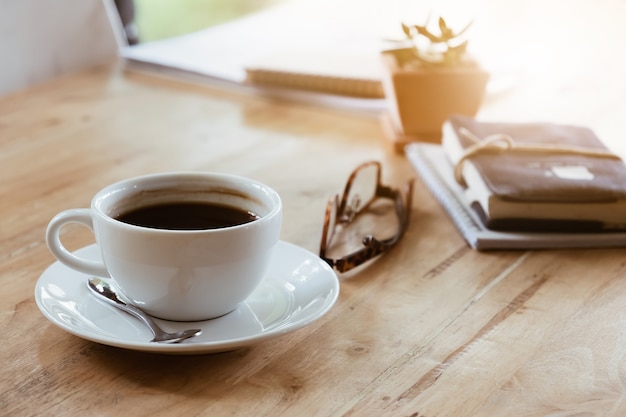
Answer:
[{"left": 45, "top": 208, "right": 110, "bottom": 278}]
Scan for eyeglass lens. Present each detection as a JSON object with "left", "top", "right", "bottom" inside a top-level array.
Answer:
[{"left": 340, "top": 162, "right": 379, "bottom": 221}]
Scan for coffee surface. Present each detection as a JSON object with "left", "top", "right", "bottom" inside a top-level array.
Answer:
[{"left": 115, "top": 201, "right": 259, "bottom": 230}]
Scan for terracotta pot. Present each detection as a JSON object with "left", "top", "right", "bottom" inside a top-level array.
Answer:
[{"left": 381, "top": 49, "right": 489, "bottom": 142}]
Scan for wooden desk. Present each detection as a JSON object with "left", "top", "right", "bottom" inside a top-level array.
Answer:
[{"left": 3, "top": 3, "right": 626, "bottom": 413}]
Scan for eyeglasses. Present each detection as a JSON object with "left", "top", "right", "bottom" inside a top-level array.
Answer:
[{"left": 319, "top": 161, "right": 414, "bottom": 273}]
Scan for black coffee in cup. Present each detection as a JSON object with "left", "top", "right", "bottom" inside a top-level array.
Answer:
[{"left": 115, "top": 201, "right": 260, "bottom": 230}]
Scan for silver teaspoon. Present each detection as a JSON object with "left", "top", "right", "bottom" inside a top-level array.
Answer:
[{"left": 87, "top": 277, "right": 202, "bottom": 344}]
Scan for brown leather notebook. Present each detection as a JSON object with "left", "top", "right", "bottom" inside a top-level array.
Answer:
[
  {"left": 443, "top": 115, "right": 626, "bottom": 232},
  {"left": 448, "top": 115, "right": 626, "bottom": 203}
]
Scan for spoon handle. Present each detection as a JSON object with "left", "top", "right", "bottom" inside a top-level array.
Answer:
[{"left": 87, "top": 277, "right": 162, "bottom": 338}]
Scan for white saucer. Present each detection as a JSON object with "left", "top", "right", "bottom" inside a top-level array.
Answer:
[{"left": 35, "top": 241, "right": 339, "bottom": 354}]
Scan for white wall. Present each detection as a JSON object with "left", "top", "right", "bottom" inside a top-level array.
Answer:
[{"left": 0, "top": 0, "right": 125, "bottom": 97}]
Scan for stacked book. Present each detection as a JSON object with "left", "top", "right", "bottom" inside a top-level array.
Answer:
[{"left": 405, "top": 115, "right": 626, "bottom": 249}]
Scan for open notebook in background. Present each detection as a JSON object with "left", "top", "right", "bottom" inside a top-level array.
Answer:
[
  {"left": 245, "top": 49, "right": 385, "bottom": 99},
  {"left": 120, "top": 0, "right": 397, "bottom": 112}
]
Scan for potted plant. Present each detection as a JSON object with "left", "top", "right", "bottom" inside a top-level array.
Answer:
[{"left": 381, "top": 16, "right": 489, "bottom": 150}]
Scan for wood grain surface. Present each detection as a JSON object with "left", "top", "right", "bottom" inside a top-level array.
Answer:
[{"left": 2, "top": 1, "right": 626, "bottom": 415}]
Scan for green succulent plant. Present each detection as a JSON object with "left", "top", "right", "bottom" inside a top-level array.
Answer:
[{"left": 400, "top": 17, "right": 473, "bottom": 68}]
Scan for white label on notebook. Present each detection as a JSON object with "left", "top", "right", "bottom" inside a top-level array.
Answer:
[{"left": 549, "top": 165, "right": 595, "bottom": 181}]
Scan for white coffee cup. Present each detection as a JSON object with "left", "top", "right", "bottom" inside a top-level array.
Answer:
[{"left": 46, "top": 171, "right": 282, "bottom": 321}]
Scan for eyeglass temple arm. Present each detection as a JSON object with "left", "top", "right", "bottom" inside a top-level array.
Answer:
[{"left": 324, "top": 238, "right": 388, "bottom": 273}]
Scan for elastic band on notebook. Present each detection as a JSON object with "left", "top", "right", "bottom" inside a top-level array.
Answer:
[{"left": 454, "top": 127, "right": 621, "bottom": 186}]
